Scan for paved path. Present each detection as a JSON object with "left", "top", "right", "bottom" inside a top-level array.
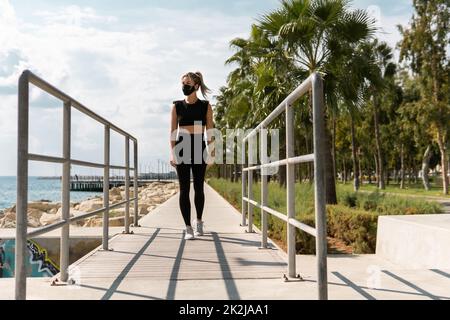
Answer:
[{"left": 1, "top": 183, "right": 449, "bottom": 300}]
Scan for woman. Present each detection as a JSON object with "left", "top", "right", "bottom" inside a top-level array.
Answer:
[{"left": 169, "top": 71, "right": 215, "bottom": 240}]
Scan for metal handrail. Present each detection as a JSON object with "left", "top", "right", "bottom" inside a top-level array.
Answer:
[
  {"left": 241, "top": 72, "right": 328, "bottom": 300},
  {"left": 15, "top": 70, "right": 139, "bottom": 300}
]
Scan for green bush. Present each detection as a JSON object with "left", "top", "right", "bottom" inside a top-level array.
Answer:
[
  {"left": 326, "top": 205, "right": 379, "bottom": 253},
  {"left": 341, "top": 192, "right": 358, "bottom": 208},
  {"left": 208, "top": 178, "right": 444, "bottom": 254}
]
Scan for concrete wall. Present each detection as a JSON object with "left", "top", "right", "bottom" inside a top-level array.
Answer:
[
  {"left": 31, "top": 237, "right": 102, "bottom": 266},
  {"left": 376, "top": 214, "right": 450, "bottom": 269}
]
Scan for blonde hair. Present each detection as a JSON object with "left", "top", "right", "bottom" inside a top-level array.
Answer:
[{"left": 182, "top": 71, "right": 211, "bottom": 98}]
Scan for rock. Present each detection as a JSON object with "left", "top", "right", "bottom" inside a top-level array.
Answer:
[
  {"left": 109, "top": 216, "right": 135, "bottom": 227},
  {"left": 152, "top": 196, "right": 165, "bottom": 204},
  {"left": 55, "top": 208, "right": 85, "bottom": 218},
  {"left": 4, "top": 211, "right": 16, "bottom": 221},
  {"left": 82, "top": 217, "right": 103, "bottom": 227},
  {"left": 109, "top": 217, "right": 124, "bottom": 227},
  {"left": 40, "top": 208, "right": 81, "bottom": 226},
  {"left": 28, "top": 217, "right": 41, "bottom": 228},
  {"left": 0, "top": 180, "right": 176, "bottom": 229},
  {"left": 4, "top": 204, "right": 16, "bottom": 214},
  {"left": 39, "top": 212, "right": 60, "bottom": 226},
  {"left": 0, "top": 219, "right": 15, "bottom": 228},
  {"left": 28, "top": 201, "right": 59, "bottom": 212},
  {"left": 110, "top": 187, "right": 121, "bottom": 197},
  {"left": 25, "top": 208, "right": 45, "bottom": 227},
  {"left": 138, "top": 204, "right": 150, "bottom": 215},
  {"left": 78, "top": 199, "right": 104, "bottom": 213},
  {"left": 111, "top": 196, "right": 122, "bottom": 204}
]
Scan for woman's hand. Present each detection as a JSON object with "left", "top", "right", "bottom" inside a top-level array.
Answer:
[
  {"left": 205, "top": 152, "right": 215, "bottom": 169},
  {"left": 170, "top": 152, "right": 177, "bottom": 168}
]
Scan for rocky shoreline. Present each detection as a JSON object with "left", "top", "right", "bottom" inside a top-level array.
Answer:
[{"left": 0, "top": 181, "right": 179, "bottom": 228}]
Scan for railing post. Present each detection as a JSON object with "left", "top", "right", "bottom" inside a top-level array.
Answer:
[
  {"left": 312, "top": 73, "right": 328, "bottom": 300},
  {"left": 286, "top": 102, "right": 296, "bottom": 278},
  {"left": 60, "top": 100, "right": 71, "bottom": 282},
  {"left": 133, "top": 140, "right": 139, "bottom": 227},
  {"left": 103, "top": 125, "right": 110, "bottom": 250},
  {"left": 241, "top": 139, "right": 247, "bottom": 227},
  {"left": 15, "top": 71, "right": 29, "bottom": 300},
  {"left": 260, "top": 127, "right": 268, "bottom": 248},
  {"left": 124, "top": 136, "right": 130, "bottom": 234},
  {"left": 247, "top": 137, "right": 254, "bottom": 233}
]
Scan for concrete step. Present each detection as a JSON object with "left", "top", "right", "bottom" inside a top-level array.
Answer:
[{"left": 376, "top": 214, "right": 450, "bottom": 269}]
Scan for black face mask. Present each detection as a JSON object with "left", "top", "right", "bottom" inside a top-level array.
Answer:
[{"left": 182, "top": 84, "right": 197, "bottom": 96}]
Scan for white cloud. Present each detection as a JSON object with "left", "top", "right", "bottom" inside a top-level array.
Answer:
[
  {"left": 0, "top": 1, "right": 413, "bottom": 176},
  {"left": 0, "top": 0, "right": 252, "bottom": 175},
  {"left": 366, "top": 4, "right": 411, "bottom": 57},
  {"left": 34, "top": 5, "right": 118, "bottom": 26}
]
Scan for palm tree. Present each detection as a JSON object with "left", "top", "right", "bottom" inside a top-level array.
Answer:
[
  {"left": 359, "top": 40, "right": 396, "bottom": 190},
  {"left": 257, "top": 0, "right": 376, "bottom": 203},
  {"left": 225, "top": 24, "right": 303, "bottom": 187}
]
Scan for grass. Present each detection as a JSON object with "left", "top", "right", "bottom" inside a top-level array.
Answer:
[
  {"left": 207, "top": 177, "right": 444, "bottom": 254},
  {"left": 338, "top": 181, "right": 450, "bottom": 199}
]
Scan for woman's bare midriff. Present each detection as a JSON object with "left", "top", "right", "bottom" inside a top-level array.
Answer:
[{"left": 178, "top": 124, "right": 206, "bottom": 134}]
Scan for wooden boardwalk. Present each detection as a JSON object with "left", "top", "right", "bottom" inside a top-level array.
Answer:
[{"left": 1, "top": 183, "right": 450, "bottom": 300}]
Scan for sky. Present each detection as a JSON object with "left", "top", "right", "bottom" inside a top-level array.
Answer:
[{"left": 0, "top": 0, "right": 413, "bottom": 176}]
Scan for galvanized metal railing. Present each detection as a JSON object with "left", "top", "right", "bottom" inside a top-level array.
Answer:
[
  {"left": 16, "top": 70, "right": 139, "bottom": 300},
  {"left": 241, "top": 72, "right": 328, "bottom": 300}
]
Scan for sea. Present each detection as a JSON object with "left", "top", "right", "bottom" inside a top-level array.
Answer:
[{"left": 0, "top": 176, "right": 102, "bottom": 211}]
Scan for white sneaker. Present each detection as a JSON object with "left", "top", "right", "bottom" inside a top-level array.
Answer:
[
  {"left": 194, "top": 220, "right": 204, "bottom": 236},
  {"left": 185, "top": 226, "right": 195, "bottom": 240}
]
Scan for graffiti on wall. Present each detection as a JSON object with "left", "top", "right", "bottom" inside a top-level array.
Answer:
[{"left": 0, "top": 239, "right": 59, "bottom": 278}]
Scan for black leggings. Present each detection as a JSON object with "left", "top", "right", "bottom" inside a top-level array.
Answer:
[{"left": 174, "top": 134, "right": 207, "bottom": 226}]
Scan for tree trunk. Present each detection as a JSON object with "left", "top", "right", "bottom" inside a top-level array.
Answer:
[
  {"left": 350, "top": 117, "right": 360, "bottom": 191},
  {"left": 374, "top": 153, "right": 379, "bottom": 186},
  {"left": 358, "top": 147, "right": 363, "bottom": 186},
  {"left": 437, "top": 129, "right": 449, "bottom": 195},
  {"left": 413, "top": 166, "right": 418, "bottom": 184},
  {"left": 421, "top": 145, "right": 432, "bottom": 190},
  {"left": 373, "top": 100, "right": 385, "bottom": 189},
  {"left": 279, "top": 143, "right": 286, "bottom": 188},
  {"left": 323, "top": 109, "right": 337, "bottom": 204},
  {"left": 332, "top": 113, "right": 337, "bottom": 183},
  {"left": 343, "top": 160, "right": 347, "bottom": 184},
  {"left": 408, "top": 165, "right": 412, "bottom": 185},
  {"left": 305, "top": 133, "right": 312, "bottom": 182},
  {"left": 400, "top": 144, "right": 405, "bottom": 189},
  {"left": 296, "top": 137, "right": 301, "bottom": 182}
]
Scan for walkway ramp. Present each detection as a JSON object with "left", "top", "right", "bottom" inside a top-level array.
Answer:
[{"left": 1, "top": 183, "right": 450, "bottom": 300}]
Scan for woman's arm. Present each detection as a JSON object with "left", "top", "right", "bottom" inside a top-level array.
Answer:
[
  {"left": 170, "top": 103, "right": 178, "bottom": 166},
  {"left": 205, "top": 103, "right": 215, "bottom": 160}
]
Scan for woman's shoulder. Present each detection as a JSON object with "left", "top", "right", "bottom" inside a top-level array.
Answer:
[{"left": 199, "top": 99, "right": 210, "bottom": 107}]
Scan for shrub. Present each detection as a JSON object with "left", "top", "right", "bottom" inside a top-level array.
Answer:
[
  {"left": 340, "top": 192, "right": 357, "bottom": 208},
  {"left": 208, "top": 178, "right": 444, "bottom": 254},
  {"left": 326, "top": 205, "right": 379, "bottom": 253}
]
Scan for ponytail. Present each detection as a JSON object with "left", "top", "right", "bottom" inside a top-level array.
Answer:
[
  {"left": 182, "top": 71, "right": 211, "bottom": 99},
  {"left": 194, "top": 71, "right": 211, "bottom": 99}
]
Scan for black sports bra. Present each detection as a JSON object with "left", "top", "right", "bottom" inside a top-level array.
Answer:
[{"left": 173, "top": 99, "right": 209, "bottom": 126}]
